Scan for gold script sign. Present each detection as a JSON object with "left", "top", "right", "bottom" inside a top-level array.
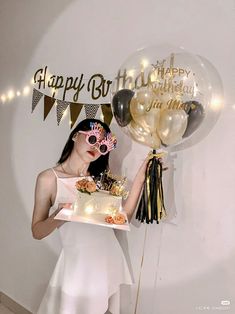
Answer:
[{"left": 33, "top": 66, "right": 112, "bottom": 102}]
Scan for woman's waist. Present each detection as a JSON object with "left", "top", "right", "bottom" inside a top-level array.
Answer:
[{"left": 58, "top": 222, "right": 117, "bottom": 247}]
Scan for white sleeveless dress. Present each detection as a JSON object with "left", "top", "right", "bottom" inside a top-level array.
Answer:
[{"left": 36, "top": 169, "right": 133, "bottom": 314}]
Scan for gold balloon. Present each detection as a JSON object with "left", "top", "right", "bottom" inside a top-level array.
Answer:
[
  {"left": 136, "top": 88, "right": 154, "bottom": 104},
  {"left": 157, "top": 109, "right": 188, "bottom": 145},
  {"left": 130, "top": 88, "right": 161, "bottom": 133},
  {"left": 128, "top": 120, "right": 161, "bottom": 149}
]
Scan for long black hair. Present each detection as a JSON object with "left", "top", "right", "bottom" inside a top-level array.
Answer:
[{"left": 57, "top": 119, "right": 112, "bottom": 177}]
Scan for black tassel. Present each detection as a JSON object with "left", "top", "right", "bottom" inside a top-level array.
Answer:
[{"left": 135, "top": 149, "right": 166, "bottom": 224}]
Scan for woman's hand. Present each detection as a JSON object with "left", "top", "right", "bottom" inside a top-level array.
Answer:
[
  {"left": 123, "top": 158, "right": 148, "bottom": 221},
  {"left": 134, "top": 157, "right": 149, "bottom": 185},
  {"left": 135, "top": 156, "right": 168, "bottom": 183},
  {"left": 133, "top": 155, "right": 168, "bottom": 187},
  {"left": 32, "top": 170, "right": 74, "bottom": 239},
  {"left": 50, "top": 203, "right": 73, "bottom": 218},
  {"left": 123, "top": 155, "right": 168, "bottom": 222},
  {"left": 50, "top": 203, "right": 73, "bottom": 228}
]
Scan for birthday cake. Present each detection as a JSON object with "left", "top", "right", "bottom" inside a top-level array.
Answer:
[{"left": 72, "top": 178, "right": 127, "bottom": 225}]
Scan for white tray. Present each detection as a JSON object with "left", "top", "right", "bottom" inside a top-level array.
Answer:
[{"left": 54, "top": 208, "right": 130, "bottom": 231}]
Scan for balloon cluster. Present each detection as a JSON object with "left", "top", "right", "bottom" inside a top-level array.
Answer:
[{"left": 111, "top": 46, "right": 223, "bottom": 149}]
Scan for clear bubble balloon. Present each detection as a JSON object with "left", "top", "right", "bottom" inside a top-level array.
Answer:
[
  {"left": 172, "top": 55, "right": 224, "bottom": 151},
  {"left": 111, "top": 45, "right": 223, "bottom": 149}
]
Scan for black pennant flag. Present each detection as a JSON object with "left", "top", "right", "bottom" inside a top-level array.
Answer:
[
  {"left": 101, "top": 103, "right": 113, "bottom": 125},
  {"left": 44, "top": 95, "right": 56, "bottom": 120},
  {"left": 70, "top": 103, "right": 83, "bottom": 128}
]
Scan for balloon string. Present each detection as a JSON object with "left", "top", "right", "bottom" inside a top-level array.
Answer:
[
  {"left": 134, "top": 224, "right": 148, "bottom": 314},
  {"left": 150, "top": 223, "right": 164, "bottom": 314}
]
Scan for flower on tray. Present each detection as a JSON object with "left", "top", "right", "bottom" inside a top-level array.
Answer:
[
  {"left": 75, "top": 179, "right": 97, "bottom": 194},
  {"left": 105, "top": 213, "right": 127, "bottom": 225},
  {"left": 104, "top": 215, "right": 114, "bottom": 224}
]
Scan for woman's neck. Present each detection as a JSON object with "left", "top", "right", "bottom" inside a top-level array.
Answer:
[{"left": 61, "top": 154, "right": 90, "bottom": 177}]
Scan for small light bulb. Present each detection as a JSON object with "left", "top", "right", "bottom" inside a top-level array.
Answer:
[
  {"left": 150, "top": 73, "right": 157, "bottom": 81},
  {"left": 84, "top": 206, "right": 94, "bottom": 214},
  {"left": 16, "top": 91, "right": 21, "bottom": 96},
  {"left": 60, "top": 107, "right": 68, "bottom": 122},
  {"left": 23, "top": 86, "right": 30, "bottom": 95},
  {"left": 47, "top": 72, "right": 52, "bottom": 79},
  {"left": 210, "top": 98, "right": 223, "bottom": 111},
  {"left": 1, "top": 94, "right": 6, "bottom": 102},
  {"left": 127, "top": 69, "right": 135, "bottom": 77},
  {"left": 141, "top": 59, "right": 149, "bottom": 69},
  {"left": 100, "top": 113, "right": 104, "bottom": 121},
  {"left": 7, "top": 90, "right": 15, "bottom": 100},
  {"left": 63, "top": 109, "right": 68, "bottom": 117}
]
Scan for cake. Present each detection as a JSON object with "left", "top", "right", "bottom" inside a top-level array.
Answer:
[
  {"left": 73, "top": 189, "right": 122, "bottom": 216},
  {"left": 71, "top": 177, "right": 127, "bottom": 225}
]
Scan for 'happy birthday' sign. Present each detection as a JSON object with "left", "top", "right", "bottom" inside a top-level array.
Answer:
[{"left": 33, "top": 66, "right": 112, "bottom": 102}]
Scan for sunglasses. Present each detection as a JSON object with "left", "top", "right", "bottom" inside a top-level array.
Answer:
[{"left": 78, "top": 123, "right": 117, "bottom": 155}]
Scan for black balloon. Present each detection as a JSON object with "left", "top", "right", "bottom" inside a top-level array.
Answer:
[
  {"left": 183, "top": 101, "right": 205, "bottom": 138},
  {"left": 112, "top": 89, "right": 134, "bottom": 127}
]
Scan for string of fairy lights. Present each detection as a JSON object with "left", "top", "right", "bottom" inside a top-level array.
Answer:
[
  {"left": 0, "top": 75, "right": 107, "bottom": 125},
  {"left": 0, "top": 78, "right": 229, "bottom": 111},
  {"left": 0, "top": 73, "right": 55, "bottom": 104},
  {"left": 0, "top": 81, "right": 32, "bottom": 103},
  {"left": 0, "top": 61, "right": 150, "bottom": 105}
]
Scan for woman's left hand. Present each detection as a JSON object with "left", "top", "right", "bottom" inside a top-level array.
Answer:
[
  {"left": 135, "top": 156, "right": 168, "bottom": 185},
  {"left": 134, "top": 157, "right": 149, "bottom": 185}
]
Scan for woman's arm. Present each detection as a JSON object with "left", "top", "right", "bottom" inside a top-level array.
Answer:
[
  {"left": 31, "top": 170, "right": 68, "bottom": 240},
  {"left": 123, "top": 158, "right": 148, "bottom": 222}
]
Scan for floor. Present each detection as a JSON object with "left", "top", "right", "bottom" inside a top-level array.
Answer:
[{"left": 0, "top": 304, "right": 14, "bottom": 314}]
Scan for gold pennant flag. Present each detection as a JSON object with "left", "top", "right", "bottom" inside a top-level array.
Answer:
[
  {"left": 44, "top": 95, "right": 56, "bottom": 120},
  {"left": 70, "top": 102, "right": 83, "bottom": 128},
  {"left": 101, "top": 103, "right": 113, "bottom": 125}
]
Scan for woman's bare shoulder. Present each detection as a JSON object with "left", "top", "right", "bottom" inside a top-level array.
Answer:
[{"left": 36, "top": 168, "right": 56, "bottom": 186}]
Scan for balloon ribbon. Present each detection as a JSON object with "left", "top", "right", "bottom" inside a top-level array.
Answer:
[{"left": 136, "top": 150, "right": 167, "bottom": 223}]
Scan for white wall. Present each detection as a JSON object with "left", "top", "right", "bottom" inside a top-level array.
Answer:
[{"left": 0, "top": 0, "right": 234, "bottom": 313}]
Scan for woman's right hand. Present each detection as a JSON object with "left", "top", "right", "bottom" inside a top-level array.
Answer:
[
  {"left": 50, "top": 203, "right": 73, "bottom": 218},
  {"left": 32, "top": 169, "right": 74, "bottom": 239},
  {"left": 50, "top": 203, "right": 73, "bottom": 228}
]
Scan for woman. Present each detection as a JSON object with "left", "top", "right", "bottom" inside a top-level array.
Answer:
[{"left": 32, "top": 118, "right": 147, "bottom": 314}]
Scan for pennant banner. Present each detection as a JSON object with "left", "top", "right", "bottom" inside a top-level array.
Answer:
[
  {"left": 56, "top": 100, "right": 70, "bottom": 125},
  {"left": 84, "top": 104, "right": 99, "bottom": 119},
  {"left": 101, "top": 103, "right": 113, "bottom": 126},
  {"left": 44, "top": 95, "right": 56, "bottom": 120},
  {"left": 32, "top": 88, "right": 43, "bottom": 112},
  {"left": 32, "top": 89, "right": 112, "bottom": 127},
  {"left": 70, "top": 103, "right": 83, "bottom": 129}
]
